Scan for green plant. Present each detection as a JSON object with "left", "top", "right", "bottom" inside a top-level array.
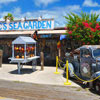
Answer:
[
  {"left": 4, "top": 13, "right": 14, "bottom": 21},
  {"left": 64, "top": 12, "right": 100, "bottom": 45}
]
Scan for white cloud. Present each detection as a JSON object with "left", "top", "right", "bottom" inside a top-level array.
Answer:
[
  {"left": 13, "top": 7, "right": 21, "bottom": 17},
  {"left": 90, "top": 10, "right": 100, "bottom": 19},
  {"left": 0, "top": 0, "right": 17, "bottom": 4},
  {"left": 90, "top": 10, "right": 100, "bottom": 14},
  {"left": 0, "top": 5, "right": 81, "bottom": 27},
  {"left": 33, "top": 0, "right": 59, "bottom": 7},
  {"left": 83, "top": 0, "right": 100, "bottom": 7}
]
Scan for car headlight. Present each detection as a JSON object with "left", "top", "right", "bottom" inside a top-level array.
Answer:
[{"left": 92, "top": 63, "right": 96, "bottom": 66}]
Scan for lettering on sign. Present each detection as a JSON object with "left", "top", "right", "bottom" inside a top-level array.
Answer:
[{"left": 0, "top": 20, "right": 54, "bottom": 31}]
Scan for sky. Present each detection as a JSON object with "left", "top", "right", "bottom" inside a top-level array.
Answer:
[{"left": 0, "top": 0, "right": 100, "bottom": 27}]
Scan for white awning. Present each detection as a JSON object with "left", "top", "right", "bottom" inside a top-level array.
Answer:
[{"left": 12, "top": 36, "right": 36, "bottom": 44}]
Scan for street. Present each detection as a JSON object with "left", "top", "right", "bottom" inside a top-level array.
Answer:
[{"left": 0, "top": 80, "right": 99, "bottom": 100}]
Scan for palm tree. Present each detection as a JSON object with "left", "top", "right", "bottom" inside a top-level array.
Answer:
[{"left": 4, "top": 13, "right": 14, "bottom": 21}]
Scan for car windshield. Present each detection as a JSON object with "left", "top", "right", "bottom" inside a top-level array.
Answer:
[{"left": 93, "top": 48, "right": 100, "bottom": 58}]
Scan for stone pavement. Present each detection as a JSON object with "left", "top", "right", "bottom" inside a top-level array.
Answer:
[
  {"left": 0, "top": 97, "right": 17, "bottom": 100},
  {"left": 0, "top": 64, "right": 80, "bottom": 87}
]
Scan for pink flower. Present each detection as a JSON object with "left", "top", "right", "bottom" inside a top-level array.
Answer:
[{"left": 76, "top": 24, "right": 78, "bottom": 27}]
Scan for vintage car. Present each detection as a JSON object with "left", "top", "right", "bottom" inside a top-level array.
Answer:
[{"left": 64, "top": 45, "right": 100, "bottom": 92}]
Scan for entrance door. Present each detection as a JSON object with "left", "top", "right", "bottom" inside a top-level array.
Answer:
[{"left": 80, "top": 49, "right": 92, "bottom": 79}]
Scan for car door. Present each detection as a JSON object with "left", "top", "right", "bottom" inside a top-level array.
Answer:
[{"left": 80, "top": 48, "right": 92, "bottom": 79}]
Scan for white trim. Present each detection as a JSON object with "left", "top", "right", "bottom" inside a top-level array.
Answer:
[{"left": 0, "top": 30, "right": 66, "bottom": 35}]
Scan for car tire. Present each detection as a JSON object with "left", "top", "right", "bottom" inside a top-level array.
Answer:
[{"left": 94, "top": 80, "right": 100, "bottom": 93}]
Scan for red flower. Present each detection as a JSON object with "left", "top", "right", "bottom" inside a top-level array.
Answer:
[
  {"left": 82, "top": 22, "right": 90, "bottom": 28},
  {"left": 83, "top": 42, "right": 85, "bottom": 45},
  {"left": 89, "top": 35, "right": 93, "bottom": 38},
  {"left": 96, "top": 23, "right": 99, "bottom": 26},
  {"left": 90, "top": 28, "right": 96, "bottom": 32},
  {"left": 98, "top": 33, "right": 100, "bottom": 35},
  {"left": 96, "top": 25, "right": 100, "bottom": 29},
  {"left": 85, "top": 20, "right": 88, "bottom": 22},
  {"left": 95, "top": 24, "right": 100, "bottom": 30},
  {"left": 68, "top": 31, "right": 72, "bottom": 34},
  {"left": 77, "top": 35, "right": 80, "bottom": 38},
  {"left": 89, "top": 22, "right": 92, "bottom": 26},
  {"left": 87, "top": 42, "right": 90, "bottom": 45},
  {"left": 69, "top": 36, "right": 72, "bottom": 38},
  {"left": 64, "top": 27, "right": 67, "bottom": 30},
  {"left": 76, "top": 24, "right": 78, "bottom": 27}
]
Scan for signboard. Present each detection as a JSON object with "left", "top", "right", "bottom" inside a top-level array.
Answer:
[
  {"left": 0, "top": 19, "right": 54, "bottom": 31},
  {"left": 40, "top": 34, "right": 52, "bottom": 38}
]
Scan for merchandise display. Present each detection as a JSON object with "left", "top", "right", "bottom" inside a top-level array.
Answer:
[{"left": 9, "top": 36, "right": 39, "bottom": 74}]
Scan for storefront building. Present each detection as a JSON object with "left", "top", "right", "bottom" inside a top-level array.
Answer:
[{"left": 0, "top": 18, "right": 67, "bottom": 65}]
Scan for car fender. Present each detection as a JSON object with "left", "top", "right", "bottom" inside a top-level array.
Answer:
[
  {"left": 68, "top": 63, "right": 74, "bottom": 77},
  {"left": 89, "top": 71, "right": 100, "bottom": 88}
]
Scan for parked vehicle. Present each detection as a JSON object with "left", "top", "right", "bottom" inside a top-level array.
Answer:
[{"left": 64, "top": 45, "right": 100, "bottom": 92}]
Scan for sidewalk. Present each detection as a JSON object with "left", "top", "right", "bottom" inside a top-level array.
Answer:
[
  {"left": 0, "top": 97, "right": 17, "bottom": 100},
  {"left": 0, "top": 64, "right": 80, "bottom": 87}
]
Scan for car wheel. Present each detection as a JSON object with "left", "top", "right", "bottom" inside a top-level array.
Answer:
[{"left": 94, "top": 80, "right": 100, "bottom": 93}]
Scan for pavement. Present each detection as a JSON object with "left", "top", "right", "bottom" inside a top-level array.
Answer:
[
  {"left": 0, "top": 97, "right": 17, "bottom": 100},
  {"left": 0, "top": 64, "right": 80, "bottom": 87}
]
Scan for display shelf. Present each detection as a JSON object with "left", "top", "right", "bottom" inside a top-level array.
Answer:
[{"left": 9, "top": 36, "right": 39, "bottom": 74}]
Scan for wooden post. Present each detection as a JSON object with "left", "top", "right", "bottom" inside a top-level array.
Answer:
[
  {"left": 40, "top": 52, "right": 44, "bottom": 70},
  {"left": 58, "top": 48, "right": 61, "bottom": 59},
  {"left": 0, "top": 50, "right": 3, "bottom": 67},
  {"left": 24, "top": 44, "right": 26, "bottom": 59}
]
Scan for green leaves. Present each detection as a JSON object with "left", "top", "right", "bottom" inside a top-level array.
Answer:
[
  {"left": 4, "top": 13, "right": 14, "bottom": 21},
  {"left": 65, "top": 12, "right": 100, "bottom": 45}
]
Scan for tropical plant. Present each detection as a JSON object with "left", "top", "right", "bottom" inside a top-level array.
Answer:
[
  {"left": 64, "top": 12, "right": 100, "bottom": 46},
  {"left": 4, "top": 13, "right": 14, "bottom": 21}
]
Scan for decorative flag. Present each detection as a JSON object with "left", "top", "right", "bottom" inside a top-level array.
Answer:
[
  {"left": 57, "top": 41, "right": 61, "bottom": 48},
  {"left": 60, "top": 35, "right": 66, "bottom": 40},
  {"left": 33, "top": 30, "right": 38, "bottom": 41}
]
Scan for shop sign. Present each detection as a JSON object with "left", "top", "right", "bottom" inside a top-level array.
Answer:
[
  {"left": 40, "top": 34, "right": 52, "bottom": 38},
  {"left": 0, "top": 19, "right": 54, "bottom": 31}
]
